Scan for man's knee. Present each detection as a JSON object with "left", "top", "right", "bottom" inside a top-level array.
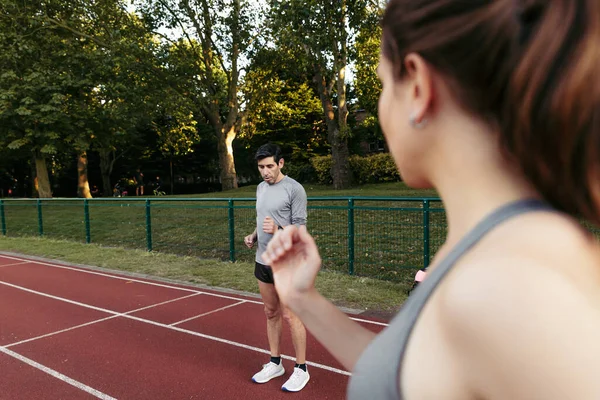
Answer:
[
  {"left": 263, "top": 304, "right": 281, "bottom": 320},
  {"left": 282, "top": 309, "right": 300, "bottom": 326}
]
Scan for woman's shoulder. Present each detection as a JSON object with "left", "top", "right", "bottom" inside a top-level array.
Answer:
[
  {"left": 435, "top": 212, "right": 600, "bottom": 398},
  {"left": 441, "top": 211, "right": 600, "bottom": 310}
]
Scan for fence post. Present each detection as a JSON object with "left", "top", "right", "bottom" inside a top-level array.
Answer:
[
  {"left": 37, "top": 199, "right": 44, "bottom": 236},
  {"left": 83, "top": 199, "right": 91, "bottom": 244},
  {"left": 0, "top": 199, "right": 6, "bottom": 235},
  {"left": 145, "top": 199, "right": 152, "bottom": 251},
  {"left": 228, "top": 199, "right": 236, "bottom": 262},
  {"left": 423, "top": 199, "right": 430, "bottom": 268},
  {"left": 348, "top": 198, "right": 355, "bottom": 275}
]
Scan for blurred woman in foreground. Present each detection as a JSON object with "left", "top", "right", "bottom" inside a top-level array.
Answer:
[{"left": 263, "top": 1, "right": 600, "bottom": 399}]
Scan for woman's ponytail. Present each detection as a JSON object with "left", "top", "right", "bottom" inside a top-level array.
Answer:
[{"left": 505, "top": 0, "right": 600, "bottom": 223}]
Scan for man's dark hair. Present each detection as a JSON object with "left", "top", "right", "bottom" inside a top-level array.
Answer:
[{"left": 255, "top": 143, "right": 283, "bottom": 163}]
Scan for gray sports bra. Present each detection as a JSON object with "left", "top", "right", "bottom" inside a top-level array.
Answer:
[{"left": 347, "top": 199, "right": 552, "bottom": 400}]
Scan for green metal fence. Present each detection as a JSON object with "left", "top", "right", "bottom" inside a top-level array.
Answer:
[{"left": 0, "top": 197, "right": 446, "bottom": 282}]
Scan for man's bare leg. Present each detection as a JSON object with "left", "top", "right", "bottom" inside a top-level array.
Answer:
[
  {"left": 251, "top": 280, "right": 286, "bottom": 384},
  {"left": 258, "top": 280, "right": 282, "bottom": 357},
  {"left": 283, "top": 308, "right": 306, "bottom": 364},
  {"left": 280, "top": 305, "right": 310, "bottom": 392}
]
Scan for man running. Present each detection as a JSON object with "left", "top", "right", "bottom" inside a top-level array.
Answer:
[{"left": 244, "top": 143, "right": 310, "bottom": 392}]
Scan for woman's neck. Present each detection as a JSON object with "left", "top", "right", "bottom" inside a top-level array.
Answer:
[{"left": 428, "top": 126, "right": 540, "bottom": 246}]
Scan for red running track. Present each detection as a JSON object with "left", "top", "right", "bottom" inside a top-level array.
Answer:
[{"left": 0, "top": 253, "right": 388, "bottom": 399}]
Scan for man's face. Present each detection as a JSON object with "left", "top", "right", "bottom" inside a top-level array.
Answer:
[{"left": 257, "top": 156, "right": 283, "bottom": 184}]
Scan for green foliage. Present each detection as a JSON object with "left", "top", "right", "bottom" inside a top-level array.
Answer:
[
  {"left": 266, "top": 0, "right": 387, "bottom": 190},
  {"left": 348, "top": 113, "right": 384, "bottom": 155},
  {"left": 134, "top": 0, "right": 268, "bottom": 190},
  {"left": 0, "top": 0, "right": 387, "bottom": 197},
  {"left": 237, "top": 45, "right": 329, "bottom": 179},
  {"left": 354, "top": 24, "right": 382, "bottom": 116},
  {"left": 152, "top": 91, "right": 200, "bottom": 158},
  {"left": 0, "top": 1, "right": 74, "bottom": 155},
  {"left": 283, "top": 160, "right": 317, "bottom": 183},
  {"left": 0, "top": 0, "right": 171, "bottom": 196},
  {"left": 310, "top": 153, "right": 400, "bottom": 185},
  {"left": 310, "top": 155, "right": 333, "bottom": 184},
  {"left": 349, "top": 153, "right": 400, "bottom": 183}
]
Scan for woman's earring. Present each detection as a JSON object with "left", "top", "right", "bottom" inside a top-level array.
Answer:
[{"left": 409, "top": 115, "right": 428, "bottom": 129}]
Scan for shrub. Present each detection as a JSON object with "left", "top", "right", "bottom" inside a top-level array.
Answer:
[
  {"left": 349, "top": 153, "right": 400, "bottom": 184},
  {"left": 310, "top": 155, "right": 333, "bottom": 184},
  {"left": 283, "top": 161, "right": 317, "bottom": 183},
  {"left": 309, "top": 153, "right": 400, "bottom": 185}
]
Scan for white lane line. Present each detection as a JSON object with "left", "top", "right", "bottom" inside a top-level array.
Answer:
[
  {"left": 6, "top": 315, "right": 119, "bottom": 348},
  {"left": 0, "top": 254, "right": 263, "bottom": 304},
  {"left": 0, "top": 346, "right": 116, "bottom": 400},
  {"left": 6, "top": 293, "right": 202, "bottom": 348},
  {"left": 0, "top": 254, "right": 388, "bottom": 327},
  {"left": 126, "top": 292, "right": 202, "bottom": 315},
  {"left": 0, "top": 261, "right": 28, "bottom": 268},
  {"left": 124, "top": 312, "right": 351, "bottom": 376},
  {"left": 0, "top": 280, "right": 351, "bottom": 376},
  {"left": 170, "top": 300, "right": 246, "bottom": 327},
  {"left": 350, "top": 317, "right": 389, "bottom": 327}
]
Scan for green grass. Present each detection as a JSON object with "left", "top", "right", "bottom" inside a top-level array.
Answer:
[
  {"left": 0, "top": 236, "right": 407, "bottom": 314},
  {"left": 0, "top": 182, "right": 446, "bottom": 283},
  {"left": 183, "top": 182, "right": 438, "bottom": 198}
]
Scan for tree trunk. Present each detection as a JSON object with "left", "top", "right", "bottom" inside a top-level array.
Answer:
[
  {"left": 332, "top": 2, "right": 351, "bottom": 190},
  {"left": 169, "top": 157, "right": 174, "bottom": 195},
  {"left": 77, "top": 151, "right": 92, "bottom": 198},
  {"left": 333, "top": 57, "right": 351, "bottom": 189},
  {"left": 34, "top": 151, "right": 52, "bottom": 198},
  {"left": 330, "top": 132, "right": 351, "bottom": 189},
  {"left": 217, "top": 124, "right": 238, "bottom": 191},
  {"left": 313, "top": 66, "right": 351, "bottom": 189},
  {"left": 98, "top": 149, "right": 113, "bottom": 197},
  {"left": 30, "top": 155, "right": 38, "bottom": 198}
]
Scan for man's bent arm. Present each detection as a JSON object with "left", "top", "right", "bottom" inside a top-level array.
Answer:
[{"left": 290, "top": 186, "right": 308, "bottom": 227}]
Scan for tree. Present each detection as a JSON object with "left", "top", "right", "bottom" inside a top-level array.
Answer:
[
  {"left": 38, "top": 0, "right": 174, "bottom": 197},
  {"left": 239, "top": 45, "right": 328, "bottom": 179},
  {"left": 268, "top": 0, "right": 347, "bottom": 189},
  {"left": 350, "top": 3, "right": 384, "bottom": 155},
  {"left": 353, "top": 13, "right": 382, "bottom": 117},
  {"left": 0, "top": 0, "right": 155, "bottom": 198},
  {"left": 136, "top": 0, "right": 265, "bottom": 191},
  {"left": 0, "top": 0, "right": 85, "bottom": 197},
  {"left": 153, "top": 94, "right": 200, "bottom": 195},
  {"left": 268, "top": 0, "right": 385, "bottom": 189}
]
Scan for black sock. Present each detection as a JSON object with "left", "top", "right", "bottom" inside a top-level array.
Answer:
[
  {"left": 295, "top": 363, "right": 307, "bottom": 372},
  {"left": 270, "top": 356, "right": 281, "bottom": 365}
]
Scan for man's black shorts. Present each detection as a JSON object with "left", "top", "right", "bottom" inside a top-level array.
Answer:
[{"left": 255, "top": 262, "right": 274, "bottom": 284}]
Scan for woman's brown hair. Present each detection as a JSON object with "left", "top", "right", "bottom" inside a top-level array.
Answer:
[{"left": 381, "top": 0, "right": 600, "bottom": 224}]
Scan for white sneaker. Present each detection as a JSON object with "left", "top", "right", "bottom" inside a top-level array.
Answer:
[
  {"left": 252, "top": 361, "right": 285, "bottom": 383},
  {"left": 281, "top": 367, "right": 310, "bottom": 392}
]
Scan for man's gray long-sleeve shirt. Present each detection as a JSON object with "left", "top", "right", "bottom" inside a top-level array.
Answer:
[{"left": 255, "top": 176, "right": 307, "bottom": 265}]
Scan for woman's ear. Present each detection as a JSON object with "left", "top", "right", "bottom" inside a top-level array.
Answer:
[{"left": 403, "top": 53, "right": 435, "bottom": 126}]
